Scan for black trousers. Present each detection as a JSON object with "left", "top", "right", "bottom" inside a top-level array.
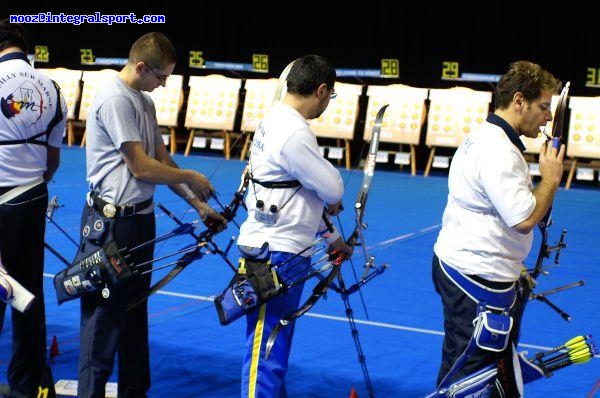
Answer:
[
  {"left": 77, "top": 204, "right": 155, "bottom": 398},
  {"left": 0, "top": 183, "right": 48, "bottom": 398},
  {"left": 431, "top": 253, "right": 518, "bottom": 386}
]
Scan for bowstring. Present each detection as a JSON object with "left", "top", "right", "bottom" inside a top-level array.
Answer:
[
  {"left": 152, "top": 72, "right": 268, "bottom": 266},
  {"left": 162, "top": 63, "right": 294, "bottom": 274}
]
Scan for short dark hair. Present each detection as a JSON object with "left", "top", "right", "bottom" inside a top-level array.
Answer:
[
  {"left": 0, "top": 18, "right": 27, "bottom": 53},
  {"left": 128, "top": 32, "right": 176, "bottom": 69},
  {"left": 286, "top": 54, "right": 336, "bottom": 96},
  {"left": 495, "top": 61, "right": 562, "bottom": 109}
]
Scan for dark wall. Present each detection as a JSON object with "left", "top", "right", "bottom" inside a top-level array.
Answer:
[
  {"left": 3, "top": 3, "right": 599, "bottom": 95},
  {"left": 2, "top": 3, "right": 598, "bottom": 170}
]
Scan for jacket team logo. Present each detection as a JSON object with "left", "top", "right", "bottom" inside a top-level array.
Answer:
[{"left": 0, "top": 81, "right": 45, "bottom": 126}]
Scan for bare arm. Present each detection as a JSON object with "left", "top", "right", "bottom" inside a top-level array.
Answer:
[
  {"left": 43, "top": 146, "right": 60, "bottom": 182},
  {"left": 120, "top": 141, "right": 214, "bottom": 201},
  {"left": 514, "top": 141, "right": 565, "bottom": 233},
  {"left": 152, "top": 141, "right": 226, "bottom": 230},
  {"left": 153, "top": 140, "right": 194, "bottom": 197}
]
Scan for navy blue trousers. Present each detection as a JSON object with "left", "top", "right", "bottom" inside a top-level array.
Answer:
[
  {"left": 77, "top": 204, "right": 155, "bottom": 398},
  {"left": 431, "top": 253, "right": 518, "bottom": 386}
]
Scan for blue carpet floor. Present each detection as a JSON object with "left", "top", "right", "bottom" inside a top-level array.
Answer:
[{"left": 1, "top": 145, "right": 599, "bottom": 397}]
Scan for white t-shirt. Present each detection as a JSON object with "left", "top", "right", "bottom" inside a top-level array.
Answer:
[
  {"left": 434, "top": 116, "right": 536, "bottom": 282},
  {"left": 0, "top": 55, "right": 67, "bottom": 186},
  {"left": 237, "top": 102, "right": 344, "bottom": 255}
]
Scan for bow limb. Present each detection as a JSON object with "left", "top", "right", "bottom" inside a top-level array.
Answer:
[
  {"left": 127, "top": 241, "right": 209, "bottom": 311},
  {"left": 264, "top": 105, "right": 389, "bottom": 364},
  {"left": 126, "top": 182, "right": 250, "bottom": 311},
  {"left": 269, "top": 103, "right": 390, "bottom": 322},
  {"left": 316, "top": 105, "right": 390, "bottom": 398},
  {"left": 512, "top": 82, "right": 571, "bottom": 335},
  {"left": 532, "top": 81, "right": 569, "bottom": 279},
  {"left": 272, "top": 59, "right": 296, "bottom": 104},
  {"left": 331, "top": 104, "right": 390, "bottom": 299},
  {"left": 548, "top": 81, "right": 570, "bottom": 150},
  {"left": 45, "top": 196, "right": 83, "bottom": 271},
  {"left": 156, "top": 200, "right": 240, "bottom": 272},
  {"left": 209, "top": 166, "right": 249, "bottom": 231},
  {"left": 264, "top": 253, "right": 342, "bottom": 360},
  {"left": 354, "top": 103, "right": 387, "bottom": 278},
  {"left": 126, "top": 226, "right": 229, "bottom": 311}
]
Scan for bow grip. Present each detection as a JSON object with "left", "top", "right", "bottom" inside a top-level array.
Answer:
[{"left": 552, "top": 137, "right": 560, "bottom": 149}]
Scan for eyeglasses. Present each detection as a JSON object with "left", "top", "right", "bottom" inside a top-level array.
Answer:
[
  {"left": 144, "top": 63, "right": 170, "bottom": 83},
  {"left": 538, "top": 102, "right": 551, "bottom": 113},
  {"left": 329, "top": 88, "right": 337, "bottom": 99}
]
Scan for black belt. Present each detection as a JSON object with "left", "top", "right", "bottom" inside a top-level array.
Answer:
[
  {"left": 90, "top": 191, "right": 153, "bottom": 218},
  {"left": 250, "top": 178, "right": 301, "bottom": 189}
]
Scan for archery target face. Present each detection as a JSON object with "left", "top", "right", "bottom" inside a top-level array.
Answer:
[
  {"left": 310, "top": 82, "right": 362, "bottom": 140},
  {"left": 39, "top": 68, "right": 81, "bottom": 120},
  {"left": 363, "top": 84, "right": 428, "bottom": 145},
  {"left": 147, "top": 74, "right": 184, "bottom": 127},
  {"left": 566, "top": 96, "right": 600, "bottom": 159},
  {"left": 79, "top": 69, "right": 119, "bottom": 121},
  {"left": 184, "top": 75, "right": 241, "bottom": 130},
  {"left": 425, "top": 87, "right": 492, "bottom": 148},
  {"left": 241, "top": 78, "right": 278, "bottom": 133}
]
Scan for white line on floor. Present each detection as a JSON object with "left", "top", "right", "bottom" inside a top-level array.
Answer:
[{"left": 44, "top": 273, "right": 550, "bottom": 351}]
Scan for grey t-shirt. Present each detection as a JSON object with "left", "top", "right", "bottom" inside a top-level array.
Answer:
[{"left": 85, "top": 75, "right": 161, "bottom": 209}]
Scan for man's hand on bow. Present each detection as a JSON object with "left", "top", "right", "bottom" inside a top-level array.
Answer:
[
  {"left": 327, "top": 236, "right": 353, "bottom": 263},
  {"left": 325, "top": 200, "right": 344, "bottom": 216},
  {"left": 539, "top": 139, "right": 565, "bottom": 188},
  {"left": 188, "top": 171, "right": 215, "bottom": 202},
  {"left": 198, "top": 203, "right": 228, "bottom": 232}
]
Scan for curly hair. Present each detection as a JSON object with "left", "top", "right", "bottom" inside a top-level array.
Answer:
[{"left": 495, "top": 61, "right": 562, "bottom": 109}]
